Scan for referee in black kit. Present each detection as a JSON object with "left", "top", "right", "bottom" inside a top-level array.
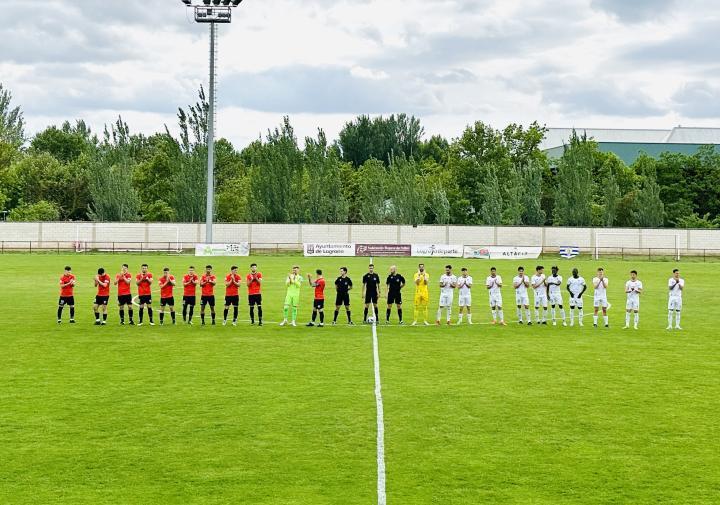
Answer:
[
  {"left": 333, "top": 267, "right": 354, "bottom": 325},
  {"left": 362, "top": 263, "right": 382, "bottom": 323},
  {"left": 386, "top": 265, "right": 406, "bottom": 324}
]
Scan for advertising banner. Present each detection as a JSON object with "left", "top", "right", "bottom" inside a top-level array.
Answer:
[
  {"left": 463, "top": 246, "right": 542, "bottom": 260},
  {"left": 411, "top": 244, "right": 463, "bottom": 258},
  {"left": 304, "top": 243, "right": 356, "bottom": 257},
  {"left": 195, "top": 243, "right": 250, "bottom": 257},
  {"left": 355, "top": 244, "right": 412, "bottom": 257}
]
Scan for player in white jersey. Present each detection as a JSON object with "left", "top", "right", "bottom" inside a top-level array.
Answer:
[
  {"left": 513, "top": 266, "right": 532, "bottom": 325},
  {"left": 531, "top": 265, "right": 548, "bottom": 324},
  {"left": 592, "top": 267, "right": 609, "bottom": 328},
  {"left": 485, "top": 267, "right": 506, "bottom": 326},
  {"left": 624, "top": 270, "right": 643, "bottom": 330},
  {"left": 436, "top": 265, "right": 457, "bottom": 325},
  {"left": 667, "top": 268, "right": 684, "bottom": 330},
  {"left": 566, "top": 268, "right": 587, "bottom": 326},
  {"left": 457, "top": 268, "right": 473, "bottom": 325},
  {"left": 546, "top": 266, "right": 566, "bottom": 326}
]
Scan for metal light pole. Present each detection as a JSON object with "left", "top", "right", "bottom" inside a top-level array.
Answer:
[{"left": 181, "top": 0, "right": 244, "bottom": 244}]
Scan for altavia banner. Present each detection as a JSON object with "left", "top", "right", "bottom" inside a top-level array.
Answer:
[
  {"left": 304, "top": 243, "right": 356, "bottom": 257},
  {"left": 411, "top": 244, "right": 464, "bottom": 258},
  {"left": 463, "top": 246, "right": 542, "bottom": 260},
  {"left": 195, "top": 243, "right": 250, "bottom": 257},
  {"left": 356, "top": 244, "right": 412, "bottom": 257}
]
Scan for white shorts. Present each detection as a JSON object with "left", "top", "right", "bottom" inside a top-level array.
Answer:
[
  {"left": 458, "top": 294, "right": 472, "bottom": 307},
  {"left": 668, "top": 297, "right": 683, "bottom": 311},
  {"left": 534, "top": 294, "right": 548, "bottom": 308},
  {"left": 549, "top": 293, "right": 563, "bottom": 306},
  {"left": 488, "top": 294, "right": 502, "bottom": 308},
  {"left": 439, "top": 293, "right": 454, "bottom": 307},
  {"left": 626, "top": 298, "right": 640, "bottom": 311},
  {"left": 569, "top": 297, "right": 584, "bottom": 309},
  {"left": 594, "top": 296, "right": 608, "bottom": 308},
  {"left": 515, "top": 293, "right": 529, "bottom": 306}
]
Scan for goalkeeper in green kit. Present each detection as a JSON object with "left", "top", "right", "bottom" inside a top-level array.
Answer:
[{"left": 280, "top": 265, "right": 302, "bottom": 327}]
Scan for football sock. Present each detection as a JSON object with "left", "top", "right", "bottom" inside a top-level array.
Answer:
[
  {"left": 525, "top": 309, "right": 531, "bottom": 321},
  {"left": 468, "top": 313, "right": 473, "bottom": 324},
  {"left": 250, "top": 306, "right": 255, "bottom": 323},
  {"left": 160, "top": 312, "right": 164, "bottom": 323},
  {"left": 347, "top": 310, "right": 352, "bottom": 323},
  {"left": 223, "top": 308, "right": 229, "bottom": 321},
  {"left": 386, "top": 308, "right": 391, "bottom": 322},
  {"left": 258, "top": 307, "right": 262, "bottom": 322},
  {"left": 201, "top": 313, "right": 205, "bottom": 324},
  {"left": 319, "top": 312, "right": 324, "bottom": 323},
  {"left": 139, "top": 308, "right": 144, "bottom": 323},
  {"left": 211, "top": 312, "right": 216, "bottom": 323},
  {"left": 374, "top": 306, "right": 379, "bottom": 321},
  {"left": 103, "top": 313, "right": 108, "bottom": 322},
  {"left": 292, "top": 306, "right": 298, "bottom": 322},
  {"left": 676, "top": 312, "right": 681, "bottom": 327},
  {"left": 458, "top": 313, "right": 464, "bottom": 323},
  {"left": 120, "top": 309, "right": 125, "bottom": 322},
  {"left": 495, "top": 311, "right": 500, "bottom": 323},
  {"left": 171, "top": 311, "right": 176, "bottom": 323},
  {"left": 312, "top": 310, "right": 317, "bottom": 322},
  {"left": 233, "top": 307, "right": 238, "bottom": 322},
  {"left": 578, "top": 309, "right": 584, "bottom": 320},
  {"left": 593, "top": 315, "right": 598, "bottom": 325},
  {"left": 147, "top": 307, "right": 153, "bottom": 323},
  {"left": 283, "top": 306, "right": 289, "bottom": 320},
  {"left": 182, "top": 305, "right": 187, "bottom": 322},
  {"left": 542, "top": 308, "right": 547, "bottom": 322},
  {"left": 634, "top": 313, "right": 639, "bottom": 326},
  {"left": 57, "top": 306, "right": 63, "bottom": 320},
  {"left": 364, "top": 308, "right": 369, "bottom": 321},
  {"left": 517, "top": 308, "right": 522, "bottom": 322},
  {"left": 128, "top": 309, "right": 134, "bottom": 322},
  {"left": 94, "top": 312, "right": 100, "bottom": 321},
  {"left": 436, "top": 308, "right": 442, "bottom": 321},
  {"left": 188, "top": 306, "right": 194, "bottom": 321},
  {"left": 334, "top": 310, "right": 339, "bottom": 322},
  {"left": 569, "top": 310, "right": 574, "bottom": 324},
  {"left": 70, "top": 307, "right": 75, "bottom": 319},
  {"left": 560, "top": 308, "right": 566, "bottom": 321},
  {"left": 534, "top": 308, "right": 539, "bottom": 321},
  {"left": 626, "top": 313, "right": 630, "bottom": 326},
  {"left": 398, "top": 308, "right": 402, "bottom": 322},
  {"left": 604, "top": 315, "right": 609, "bottom": 326}
]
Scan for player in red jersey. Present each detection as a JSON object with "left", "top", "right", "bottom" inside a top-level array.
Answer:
[
  {"left": 93, "top": 267, "right": 111, "bottom": 325},
  {"left": 135, "top": 263, "right": 155, "bottom": 326},
  {"left": 246, "top": 263, "right": 263, "bottom": 326},
  {"left": 158, "top": 267, "right": 176, "bottom": 325},
  {"left": 58, "top": 266, "right": 76, "bottom": 324},
  {"left": 200, "top": 265, "right": 217, "bottom": 326},
  {"left": 114, "top": 263, "right": 134, "bottom": 325},
  {"left": 182, "top": 266, "right": 199, "bottom": 324},
  {"left": 306, "top": 269, "right": 326, "bottom": 327},
  {"left": 223, "top": 266, "right": 242, "bottom": 326}
]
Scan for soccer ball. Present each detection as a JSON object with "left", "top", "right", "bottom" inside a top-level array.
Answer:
[{"left": 367, "top": 316, "right": 376, "bottom": 324}]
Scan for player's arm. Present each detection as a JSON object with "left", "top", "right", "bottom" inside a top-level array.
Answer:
[
  {"left": 347, "top": 279, "right": 353, "bottom": 292},
  {"left": 170, "top": 276, "right": 176, "bottom": 286},
  {"left": 637, "top": 284, "right": 643, "bottom": 294},
  {"left": 362, "top": 278, "right": 367, "bottom": 299},
  {"left": 400, "top": 276, "right": 405, "bottom": 290},
  {"left": 136, "top": 276, "right": 142, "bottom": 286},
  {"left": 210, "top": 276, "right": 216, "bottom": 285},
  {"left": 579, "top": 284, "right": 587, "bottom": 298},
  {"left": 489, "top": 279, "right": 495, "bottom": 288},
  {"left": 625, "top": 282, "right": 631, "bottom": 294},
  {"left": 566, "top": 282, "right": 572, "bottom": 296}
]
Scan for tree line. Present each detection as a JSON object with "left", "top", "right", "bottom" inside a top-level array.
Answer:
[{"left": 1, "top": 82, "right": 719, "bottom": 228}]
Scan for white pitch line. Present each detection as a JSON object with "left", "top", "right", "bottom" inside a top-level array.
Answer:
[{"left": 371, "top": 315, "right": 387, "bottom": 505}]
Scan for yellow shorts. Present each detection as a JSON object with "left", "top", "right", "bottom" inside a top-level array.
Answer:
[{"left": 414, "top": 291, "right": 429, "bottom": 305}]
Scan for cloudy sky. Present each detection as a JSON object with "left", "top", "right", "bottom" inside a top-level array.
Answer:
[{"left": 1, "top": 0, "right": 719, "bottom": 147}]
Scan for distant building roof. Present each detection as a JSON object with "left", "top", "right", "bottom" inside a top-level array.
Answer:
[{"left": 541, "top": 127, "right": 720, "bottom": 151}]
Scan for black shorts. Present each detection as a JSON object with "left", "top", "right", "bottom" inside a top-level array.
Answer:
[
  {"left": 183, "top": 295, "right": 197, "bottom": 307},
  {"left": 314, "top": 299, "right": 325, "bottom": 310},
  {"left": 95, "top": 296, "right": 109, "bottom": 306},
  {"left": 117, "top": 294, "right": 132, "bottom": 306},
  {"left": 365, "top": 292, "right": 379, "bottom": 304},
  {"left": 225, "top": 295, "right": 239, "bottom": 307},
  {"left": 201, "top": 295, "right": 215, "bottom": 307},
  {"left": 248, "top": 294, "right": 262, "bottom": 306},
  {"left": 138, "top": 295, "right": 152, "bottom": 305},
  {"left": 335, "top": 293, "right": 350, "bottom": 307},
  {"left": 160, "top": 297, "right": 175, "bottom": 307},
  {"left": 387, "top": 291, "right": 403, "bottom": 305},
  {"left": 59, "top": 296, "right": 75, "bottom": 306}
]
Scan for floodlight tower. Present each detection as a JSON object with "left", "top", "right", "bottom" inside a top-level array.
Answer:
[{"left": 181, "top": 0, "right": 244, "bottom": 243}]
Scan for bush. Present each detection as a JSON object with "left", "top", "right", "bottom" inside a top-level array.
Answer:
[{"left": 8, "top": 200, "right": 60, "bottom": 221}]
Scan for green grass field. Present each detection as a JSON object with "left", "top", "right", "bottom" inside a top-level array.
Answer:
[{"left": 1, "top": 254, "right": 718, "bottom": 504}]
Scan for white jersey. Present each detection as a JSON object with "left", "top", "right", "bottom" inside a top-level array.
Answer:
[
  {"left": 531, "top": 274, "right": 546, "bottom": 296},
  {"left": 457, "top": 276, "right": 473, "bottom": 296},
  {"left": 439, "top": 274, "right": 457, "bottom": 295},
  {"left": 513, "top": 275, "right": 529, "bottom": 295},
  {"left": 625, "top": 280, "right": 643, "bottom": 301},
  {"left": 593, "top": 277, "right": 609, "bottom": 298},
  {"left": 546, "top": 275, "right": 563, "bottom": 296},
  {"left": 668, "top": 278, "right": 684, "bottom": 298},
  {"left": 485, "top": 275, "right": 501, "bottom": 297},
  {"left": 567, "top": 276, "right": 586, "bottom": 297}
]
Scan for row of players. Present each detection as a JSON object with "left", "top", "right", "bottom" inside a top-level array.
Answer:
[{"left": 57, "top": 263, "right": 686, "bottom": 330}]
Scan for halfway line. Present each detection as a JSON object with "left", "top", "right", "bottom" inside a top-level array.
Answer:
[{"left": 371, "top": 312, "right": 387, "bottom": 505}]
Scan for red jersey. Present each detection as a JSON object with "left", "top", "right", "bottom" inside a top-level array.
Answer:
[
  {"left": 225, "top": 273, "right": 241, "bottom": 296},
  {"left": 136, "top": 272, "right": 153, "bottom": 296},
  {"left": 314, "top": 278, "right": 326, "bottom": 300},
  {"left": 246, "top": 272, "right": 262, "bottom": 295},
  {"left": 96, "top": 273, "right": 111, "bottom": 296},
  {"left": 116, "top": 272, "right": 132, "bottom": 296},
  {"left": 159, "top": 274, "right": 175, "bottom": 299},
  {"left": 201, "top": 274, "right": 216, "bottom": 296},
  {"left": 59, "top": 274, "right": 76, "bottom": 297},
  {"left": 183, "top": 273, "right": 199, "bottom": 296}
]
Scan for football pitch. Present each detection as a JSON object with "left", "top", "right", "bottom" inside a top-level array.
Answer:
[{"left": 1, "top": 254, "right": 719, "bottom": 504}]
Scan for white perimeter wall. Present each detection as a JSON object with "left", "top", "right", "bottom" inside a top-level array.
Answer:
[{"left": 1, "top": 222, "right": 720, "bottom": 252}]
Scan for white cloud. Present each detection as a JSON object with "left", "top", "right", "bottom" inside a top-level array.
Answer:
[{"left": 1, "top": 0, "right": 719, "bottom": 148}]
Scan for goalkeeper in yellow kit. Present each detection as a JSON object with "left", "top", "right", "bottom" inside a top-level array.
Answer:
[
  {"left": 280, "top": 265, "right": 302, "bottom": 327},
  {"left": 412, "top": 263, "right": 430, "bottom": 326}
]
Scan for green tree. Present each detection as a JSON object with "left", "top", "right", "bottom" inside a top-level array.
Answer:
[
  {"left": 632, "top": 168, "right": 665, "bottom": 227},
  {"left": 30, "top": 121, "right": 95, "bottom": 164},
  {"left": 356, "top": 158, "right": 387, "bottom": 223},
  {"left": 386, "top": 155, "right": 425, "bottom": 225},
  {"left": 303, "top": 130, "right": 349, "bottom": 223},
  {"left": 553, "top": 131, "right": 594, "bottom": 226},
  {"left": 601, "top": 170, "right": 620, "bottom": 227},
  {"left": 8, "top": 200, "right": 60, "bottom": 221},
  {"left": 0, "top": 83, "right": 25, "bottom": 147},
  {"left": 338, "top": 114, "right": 424, "bottom": 167},
  {"left": 519, "top": 161, "right": 547, "bottom": 225}
]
